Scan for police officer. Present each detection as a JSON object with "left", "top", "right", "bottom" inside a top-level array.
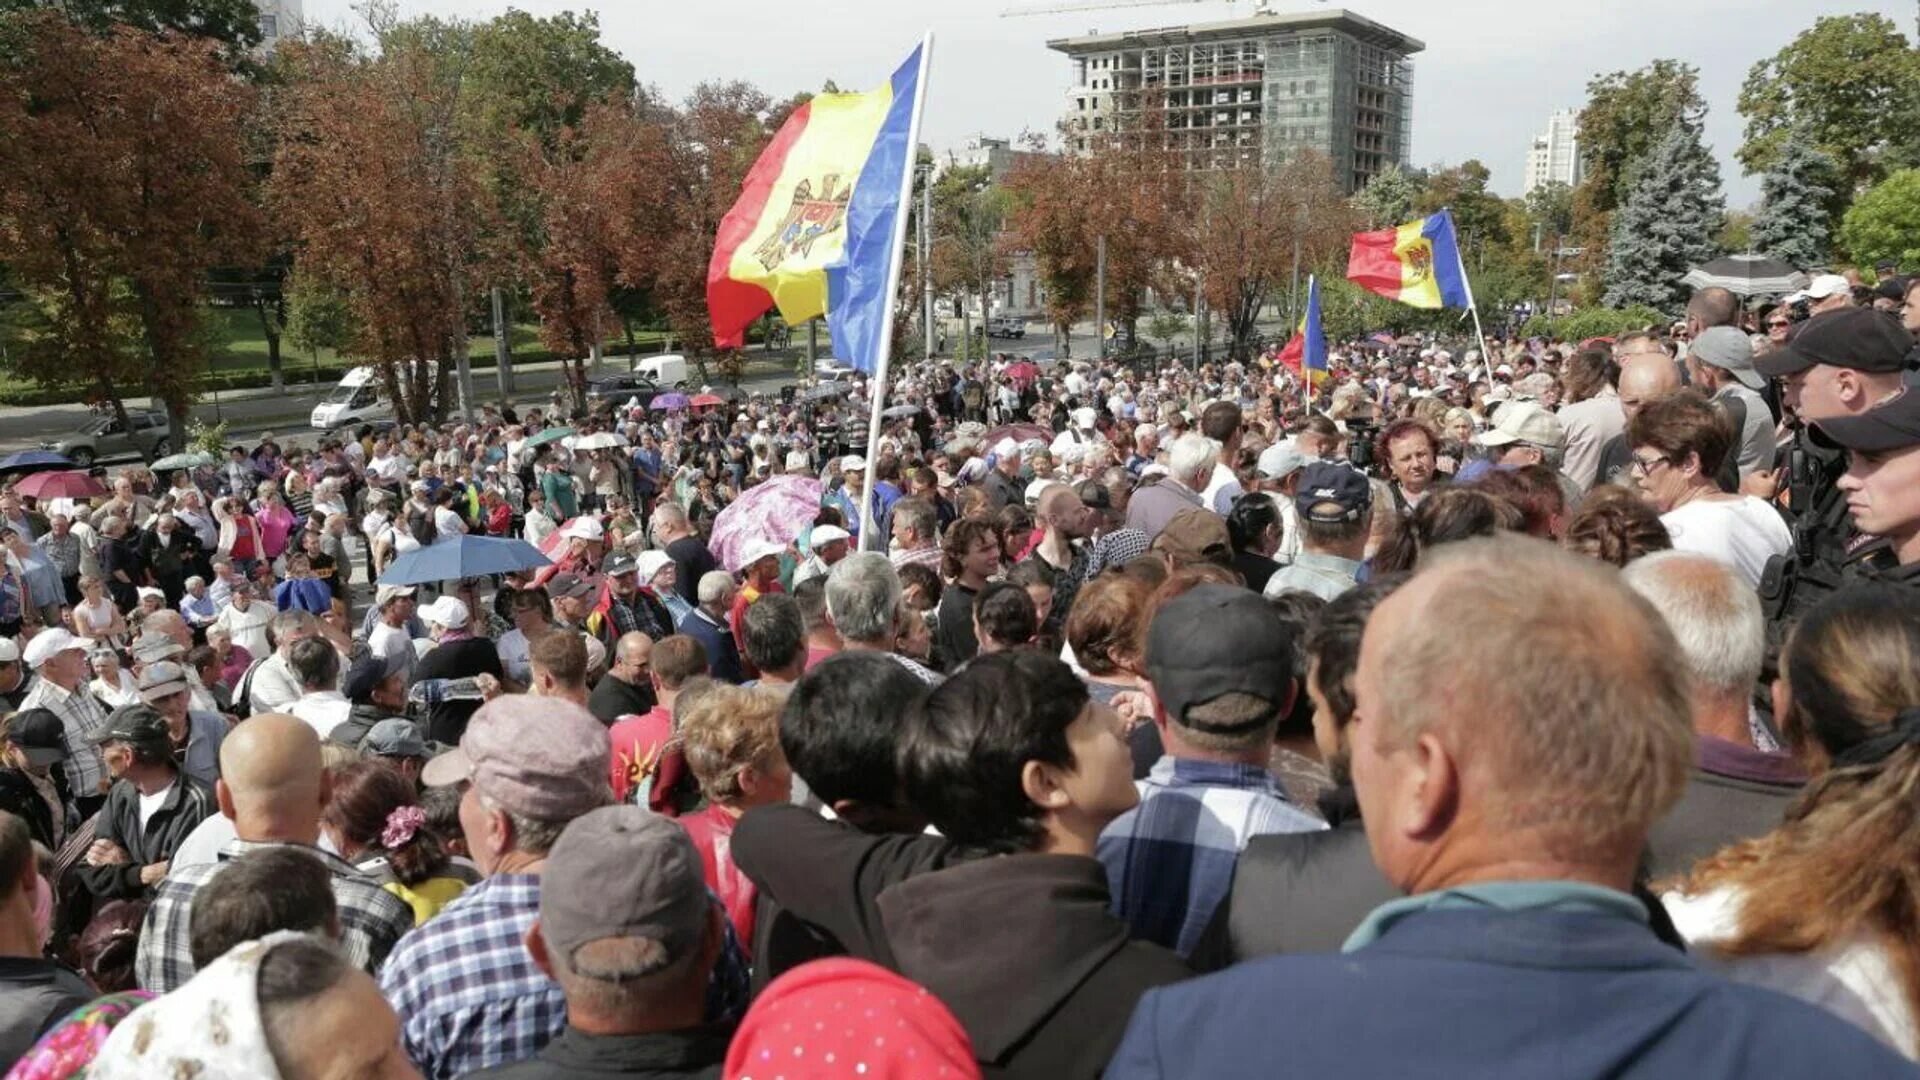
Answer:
[{"left": 1812, "top": 371, "right": 1920, "bottom": 590}]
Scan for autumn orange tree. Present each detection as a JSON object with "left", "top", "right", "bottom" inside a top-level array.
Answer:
[{"left": 0, "top": 13, "right": 259, "bottom": 447}]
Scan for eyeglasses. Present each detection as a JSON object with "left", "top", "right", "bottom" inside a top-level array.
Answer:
[
  {"left": 1629, "top": 453, "right": 1674, "bottom": 477},
  {"left": 1766, "top": 320, "right": 1791, "bottom": 329}
]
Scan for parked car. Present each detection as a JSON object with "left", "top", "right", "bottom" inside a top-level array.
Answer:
[
  {"left": 632, "top": 354, "right": 689, "bottom": 387},
  {"left": 987, "top": 316, "right": 1027, "bottom": 339},
  {"left": 584, "top": 373, "right": 664, "bottom": 411},
  {"left": 813, "top": 360, "right": 859, "bottom": 383},
  {"left": 42, "top": 409, "right": 171, "bottom": 466}
]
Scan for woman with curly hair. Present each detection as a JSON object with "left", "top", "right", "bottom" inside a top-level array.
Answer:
[{"left": 1664, "top": 586, "right": 1920, "bottom": 1059}]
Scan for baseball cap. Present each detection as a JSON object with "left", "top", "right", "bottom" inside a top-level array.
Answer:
[
  {"left": 375, "top": 583, "right": 417, "bottom": 609},
  {"left": 603, "top": 553, "right": 637, "bottom": 577},
  {"left": 1295, "top": 462, "right": 1373, "bottom": 524},
  {"left": 135, "top": 586, "right": 164, "bottom": 604},
  {"left": 22, "top": 628, "right": 85, "bottom": 670},
  {"left": 1149, "top": 508, "right": 1231, "bottom": 565},
  {"left": 341, "top": 653, "right": 391, "bottom": 705},
  {"left": 1256, "top": 442, "right": 1311, "bottom": 481},
  {"left": 136, "top": 660, "right": 189, "bottom": 703},
  {"left": 5, "top": 708, "right": 67, "bottom": 767},
  {"left": 131, "top": 631, "right": 184, "bottom": 665},
  {"left": 539, "top": 805, "right": 710, "bottom": 971},
  {"left": 1756, "top": 307, "right": 1911, "bottom": 378},
  {"left": 419, "top": 595, "right": 470, "bottom": 630},
  {"left": 840, "top": 455, "right": 868, "bottom": 472},
  {"left": 363, "top": 718, "right": 427, "bottom": 759},
  {"left": 0, "top": 639, "right": 17, "bottom": 665},
  {"left": 1474, "top": 401, "right": 1567, "bottom": 449},
  {"left": 546, "top": 571, "right": 595, "bottom": 602},
  {"left": 1146, "top": 584, "right": 1295, "bottom": 731},
  {"left": 421, "top": 696, "right": 612, "bottom": 819},
  {"left": 739, "top": 538, "right": 784, "bottom": 569},
  {"left": 634, "top": 551, "right": 673, "bottom": 582},
  {"left": 563, "top": 517, "right": 605, "bottom": 542},
  {"left": 93, "top": 704, "right": 172, "bottom": 755},
  {"left": 1688, "top": 325, "right": 1765, "bottom": 391},
  {"left": 808, "top": 525, "right": 851, "bottom": 549},
  {"left": 1801, "top": 273, "right": 1850, "bottom": 302},
  {"left": 1024, "top": 479, "right": 1053, "bottom": 507},
  {"left": 1814, "top": 388, "right": 1920, "bottom": 454}
]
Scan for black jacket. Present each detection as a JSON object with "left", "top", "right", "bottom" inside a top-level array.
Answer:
[
  {"left": 878, "top": 853, "right": 1191, "bottom": 1080},
  {"left": 467, "top": 1025, "right": 725, "bottom": 1079},
  {"left": 1197, "top": 785, "right": 1396, "bottom": 965},
  {"left": 0, "top": 956, "right": 93, "bottom": 1064},
  {"left": 588, "top": 671, "right": 656, "bottom": 727},
  {"left": 410, "top": 637, "right": 504, "bottom": 745},
  {"left": 326, "top": 703, "right": 409, "bottom": 753},
  {"left": 76, "top": 770, "right": 216, "bottom": 899},
  {"left": 732, "top": 802, "right": 955, "bottom": 994}
]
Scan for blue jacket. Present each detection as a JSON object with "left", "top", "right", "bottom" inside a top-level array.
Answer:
[
  {"left": 1106, "top": 908, "right": 1916, "bottom": 1079},
  {"left": 676, "top": 607, "right": 743, "bottom": 685}
]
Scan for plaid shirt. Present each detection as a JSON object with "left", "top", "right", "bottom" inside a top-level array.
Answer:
[
  {"left": 136, "top": 839, "right": 413, "bottom": 992},
  {"left": 20, "top": 677, "right": 108, "bottom": 797},
  {"left": 1097, "top": 756, "right": 1325, "bottom": 957},
  {"left": 380, "top": 872, "right": 752, "bottom": 1080}
]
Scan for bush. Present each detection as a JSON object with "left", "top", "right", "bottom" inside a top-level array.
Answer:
[{"left": 1519, "top": 305, "right": 1669, "bottom": 343}]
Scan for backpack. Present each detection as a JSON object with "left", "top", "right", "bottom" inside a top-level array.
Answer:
[{"left": 408, "top": 505, "right": 438, "bottom": 547}]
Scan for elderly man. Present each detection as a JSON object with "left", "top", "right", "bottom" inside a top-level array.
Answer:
[
  {"left": 676, "top": 571, "right": 743, "bottom": 685},
  {"left": 366, "top": 583, "right": 419, "bottom": 683},
  {"left": 1263, "top": 463, "right": 1371, "bottom": 602},
  {"left": 245, "top": 610, "right": 322, "bottom": 716},
  {"left": 1127, "top": 434, "right": 1216, "bottom": 540},
  {"left": 136, "top": 660, "right": 226, "bottom": 787},
  {"left": 74, "top": 705, "right": 215, "bottom": 901},
  {"left": 411, "top": 594, "right": 504, "bottom": 744},
  {"left": 177, "top": 575, "right": 218, "bottom": 636},
  {"left": 793, "top": 524, "right": 852, "bottom": 588},
  {"left": 1474, "top": 400, "right": 1568, "bottom": 476},
  {"left": 588, "top": 631, "right": 655, "bottom": 726},
  {"left": 825, "top": 552, "right": 940, "bottom": 684},
  {"left": 649, "top": 502, "right": 715, "bottom": 607},
  {"left": 886, "top": 499, "right": 942, "bottom": 572},
  {"left": 19, "top": 629, "right": 110, "bottom": 814},
  {"left": 1623, "top": 552, "right": 1803, "bottom": 879},
  {"left": 1686, "top": 326, "right": 1777, "bottom": 479},
  {"left": 982, "top": 438, "right": 1025, "bottom": 512},
  {"left": 1105, "top": 536, "right": 1913, "bottom": 1078}
]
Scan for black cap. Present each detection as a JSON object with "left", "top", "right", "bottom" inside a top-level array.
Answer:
[
  {"left": 1814, "top": 390, "right": 1920, "bottom": 454},
  {"left": 1875, "top": 276, "right": 1910, "bottom": 303},
  {"left": 1145, "top": 585, "right": 1295, "bottom": 731},
  {"left": 1755, "top": 307, "right": 1910, "bottom": 378},
  {"left": 1294, "top": 461, "right": 1373, "bottom": 524},
  {"left": 93, "top": 704, "right": 172, "bottom": 755},
  {"left": 342, "top": 653, "right": 390, "bottom": 706},
  {"left": 6, "top": 708, "right": 68, "bottom": 767}
]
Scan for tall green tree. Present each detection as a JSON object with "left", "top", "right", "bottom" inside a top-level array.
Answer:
[
  {"left": 1415, "top": 159, "right": 1509, "bottom": 253},
  {"left": 0, "top": 0, "right": 261, "bottom": 54},
  {"left": 1737, "top": 14, "right": 1920, "bottom": 196},
  {"left": 1839, "top": 169, "right": 1920, "bottom": 270},
  {"left": 1351, "top": 163, "right": 1417, "bottom": 228},
  {"left": 1602, "top": 122, "right": 1725, "bottom": 312},
  {"left": 929, "top": 162, "right": 1009, "bottom": 350},
  {"left": 1576, "top": 60, "right": 1705, "bottom": 217},
  {"left": 1523, "top": 180, "right": 1575, "bottom": 243},
  {"left": 1750, "top": 126, "right": 1838, "bottom": 269}
]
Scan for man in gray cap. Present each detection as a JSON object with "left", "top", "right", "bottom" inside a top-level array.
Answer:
[
  {"left": 137, "top": 660, "right": 225, "bottom": 787},
  {"left": 469, "top": 806, "right": 729, "bottom": 1079},
  {"left": 1685, "top": 325, "right": 1776, "bottom": 479}
]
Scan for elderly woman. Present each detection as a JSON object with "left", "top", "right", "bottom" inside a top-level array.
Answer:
[
  {"left": 1627, "top": 391, "right": 1789, "bottom": 590},
  {"left": 213, "top": 496, "right": 263, "bottom": 579},
  {"left": 98, "top": 515, "right": 141, "bottom": 613},
  {"left": 88, "top": 648, "right": 142, "bottom": 709},
  {"left": 205, "top": 623, "right": 254, "bottom": 690},
  {"left": 637, "top": 550, "right": 694, "bottom": 629}
]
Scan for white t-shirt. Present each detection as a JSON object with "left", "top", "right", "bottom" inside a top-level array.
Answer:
[
  {"left": 432, "top": 506, "right": 466, "bottom": 543},
  {"left": 497, "top": 628, "right": 532, "bottom": 686},
  {"left": 288, "top": 690, "right": 353, "bottom": 739},
  {"left": 1666, "top": 886, "right": 1918, "bottom": 1060},
  {"left": 137, "top": 782, "right": 175, "bottom": 832},
  {"left": 367, "top": 621, "right": 415, "bottom": 682},
  {"left": 1659, "top": 496, "right": 1793, "bottom": 590},
  {"left": 214, "top": 602, "right": 275, "bottom": 660}
]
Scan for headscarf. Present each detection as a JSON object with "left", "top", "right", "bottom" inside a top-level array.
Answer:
[
  {"left": 724, "top": 957, "right": 979, "bottom": 1080},
  {"left": 4, "top": 992, "right": 156, "bottom": 1080},
  {"left": 86, "top": 931, "right": 318, "bottom": 1080}
]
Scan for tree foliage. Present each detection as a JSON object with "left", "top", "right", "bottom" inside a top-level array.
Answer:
[
  {"left": 929, "top": 163, "right": 1009, "bottom": 336},
  {"left": 1523, "top": 180, "right": 1575, "bottom": 241},
  {"left": 1839, "top": 169, "right": 1920, "bottom": 270},
  {"left": 1602, "top": 122, "right": 1725, "bottom": 312},
  {"left": 1189, "top": 152, "right": 1350, "bottom": 361},
  {"left": 1738, "top": 14, "right": 1920, "bottom": 197},
  {"left": 1351, "top": 164, "right": 1417, "bottom": 229},
  {"left": 1415, "top": 159, "right": 1509, "bottom": 250},
  {"left": 1751, "top": 126, "right": 1838, "bottom": 269},
  {"left": 1572, "top": 60, "right": 1704, "bottom": 291},
  {"left": 0, "top": 0, "right": 261, "bottom": 56}
]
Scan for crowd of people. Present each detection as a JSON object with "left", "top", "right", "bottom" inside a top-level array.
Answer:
[{"left": 0, "top": 268, "right": 1918, "bottom": 1077}]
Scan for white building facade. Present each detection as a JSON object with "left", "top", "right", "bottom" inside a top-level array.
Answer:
[{"left": 1523, "top": 108, "right": 1581, "bottom": 196}]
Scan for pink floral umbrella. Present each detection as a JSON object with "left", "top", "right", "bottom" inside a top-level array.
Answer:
[{"left": 709, "top": 474, "right": 825, "bottom": 572}]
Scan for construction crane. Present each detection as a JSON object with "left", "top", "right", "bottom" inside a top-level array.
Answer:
[{"left": 1001, "top": 0, "right": 1290, "bottom": 19}]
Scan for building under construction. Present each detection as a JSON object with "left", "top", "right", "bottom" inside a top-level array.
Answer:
[{"left": 1047, "top": 7, "right": 1421, "bottom": 192}]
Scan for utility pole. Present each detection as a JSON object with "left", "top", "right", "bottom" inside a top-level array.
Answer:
[
  {"left": 1095, "top": 234, "right": 1107, "bottom": 361},
  {"left": 491, "top": 286, "right": 514, "bottom": 397},
  {"left": 921, "top": 164, "right": 936, "bottom": 360}
]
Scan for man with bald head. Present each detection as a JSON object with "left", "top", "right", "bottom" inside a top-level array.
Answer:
[
  {"left": 134, "top": 713, "right": 413, "bottom": 991},
  {"left": 1593, "top": 354, "right": 1737, "bottom": 491},
  {"left": 587, "top": 631, "right": 656, "bottom": 725},
  {"left": 1107, "top": 537, "right": 1914, "bottom": 1078}
]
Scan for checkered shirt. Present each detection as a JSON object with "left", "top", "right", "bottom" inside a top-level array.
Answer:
[
  {"left": 20, "top": 677, "right": 108, "bottom": 797},
  {"left": 380, "top": 872, "right": 752, "bottom": 1080},
  {"left": 136, "top": 839, "right": 413, "bottom": 993},
  {"left": 1097, "top": 756, "right": 1325, "bottom": 958}
]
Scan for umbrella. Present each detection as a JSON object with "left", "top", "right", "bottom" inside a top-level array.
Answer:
[
  {"left": 377, "top": 535, "right": 552, "bottom": 586},
  {"left": 708, "top": 473, "right": 824, "bottom": 572},
  {"left": 523, "top": 426, "right": 574, "bottom": 450},
  {"left": 149, "top": 451, "right": 218, "bottom": 472},
  {"left": 1681, "top": 254, "right": 1809, "bottom": 297},
  {"left": 804, "top": 383, "right": 846, "bottom": 402},
  {"left": 12, "top": 470, "right": 105, "bottom": 500},
  {"left": 1002, "top": 361, "right": 1039, "bottom": 382},
  {"left": 689, "top": 393, "right": 726, "bottom": 409},
  {"left": 0, "top": 450, "right": 74, "bottom": 474},
  {"left": 882, "top": 404, "right": 921, "bottom": 419},
  {"left": 982, "top": 423, "right": 1051, "bottom": 449},
  {"left": 570, "top": 431, "right": 628, "bottom": 451},
  {"left": 650, "top": 392, "right": 690, "bottom": 411}
]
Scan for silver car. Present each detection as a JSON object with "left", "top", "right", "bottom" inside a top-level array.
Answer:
[{"left": 42, "top": 409, "right": 172, "bottom": 466}]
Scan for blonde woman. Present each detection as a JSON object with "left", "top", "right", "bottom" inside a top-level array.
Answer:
[
  {"left": 70, "top": 574, "right": 127, "bottom": 648},
  {"left": 1664, "top": 587, "right": 1920, "bottom": 1059}
]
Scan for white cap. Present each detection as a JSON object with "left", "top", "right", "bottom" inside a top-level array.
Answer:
[
  {"left": 0, "top": 639, "right": 16, "bottom": 664},
  {"left": 22, "top": 628, "right": 84, "bottom": 669},
  {"left": 419, "top": 595, "right": 471, "bottom": 630},
  {"left": 562, "top": 517, "right": 605, "bottom": 542},
  {"left": 1803, "top": 273, "right": 1850, "bottom": 301},
  {"left": 809, "top": 525, "right": 852, "bottom": 549},
  {"left": 1024, "top": 479, "right": 1053, "bottom": 507},
  {"left": 635, "top": 550, "right": 673, "bottom": 582},
  {"left": 1256, "top": 442, "right": 1311, "bottom": 481},
  {"left": 840, "top": 455, "right": 867, "bottom": 472},
  {"left": 375, "top": 583, "right": 417, "bottom": 609},
  {"left": 739, "top": 538, "right": 786, "bottom": 568},
  {"left": 992, "top": 438, "right": 1019, "bottom": 459},
  {"left": 136, "top": 586, "right": 164, "bottom": 603},
  {"left": 1474, "top": 400, "right": 1567, "bottom": 449}
]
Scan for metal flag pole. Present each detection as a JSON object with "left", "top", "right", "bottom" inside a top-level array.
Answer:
[
  {"left": 1447, "top": 206, "right": 1496, "bottom": 383},
  {"left": 1300, "top": 274, "right": 1314, "bottom": 417},
  {"left": 858, "top": 32, "right": 935, "bottom": 550}
]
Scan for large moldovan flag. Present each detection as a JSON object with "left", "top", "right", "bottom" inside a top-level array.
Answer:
[
  {"left": 708, "top": 44, "right": 925, "bottom": 374},
  {"left": 1346, "top": 208, "right": 1472, "bottom": 310}
]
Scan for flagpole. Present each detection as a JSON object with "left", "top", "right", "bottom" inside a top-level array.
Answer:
[
  {"left": 857, "top": 32, "right": 934, "bottom": 551},
  {"left": 1447, "top": 206, "right": 1496, "bottom": 383},
  {"left": 1300, "top": 274, "right": 1314, "bottom": 417}
]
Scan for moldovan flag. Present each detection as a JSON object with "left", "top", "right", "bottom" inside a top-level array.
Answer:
[
  {"left": 1276, "top": 275, "right": 1328, "bottom": 383},
  {"left": 1346, "top": 208, "right": 1471, "bottom": 310},
  {"left": 708, "top": 43, "right": 925, "bottom": 374}
]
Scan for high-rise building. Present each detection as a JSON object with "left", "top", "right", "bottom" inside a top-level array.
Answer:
[
  {"left": 254, "top": 0, "right": 302, "bottom": 51},
  {"left": 1048, "top": 8, "right": 1422, "bottom": 192},
  {"left": 1523, "top": 108, "right": 1581, "bottom": 196}
]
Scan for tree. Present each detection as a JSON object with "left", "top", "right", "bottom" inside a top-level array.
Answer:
[
  {"left": 1415, "top": 160, "right": 1509, "bottom": 252},
  {"left": 1839, "top": 169, "right": 1920, "bottom": 270},
  {"left": 929, "top": 163, "right": 1009, "bottom": 349},
  {"left": 0, "top": 14, "right": 260, "bottom": 448},
  {"left": 1002, "top": 149, "right": 1095, "bottom": 354},
  {"left": 1602, "top": 122, "right": 1725, "bottom": 312},
  {"left": 0, "top": 0, "right": 262, "bottom": 55},
  {"left": 283, "top": 273, "right": 356, "bottom": 360},
  {"left": 1750, "top": 126, "right": 1838, "bottom": 269},
  {"left": 1576, "top": 60, "right": 1705, "bottom": 217},
  {"left": 1352, "top": 164, "right": 1417, "bottom": 228},
  {"left": 1738, "top": 14, "right": 1920, "bottom": 197},
  {"left": 1189, "top": 152, "right": 1350, "bottom": 361},
  {"left": 1523, "top": 180, "right": 1575, "bottom": 242}
]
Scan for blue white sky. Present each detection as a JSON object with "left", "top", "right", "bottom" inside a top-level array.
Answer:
[{"left": 302, "top": 0, "right": 1914, "bottom": 206}]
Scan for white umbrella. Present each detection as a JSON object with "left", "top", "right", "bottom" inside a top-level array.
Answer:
[
  {"left": 1680, "top": 255, "right": 1809, "bottom": 298},
  {"left": 570, "top": 431, "right": 629, "bottom": 451}
]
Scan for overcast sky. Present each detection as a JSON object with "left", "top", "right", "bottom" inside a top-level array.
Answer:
[{"left": 303, "top": 0, "right": 1911, "bottom": 207}]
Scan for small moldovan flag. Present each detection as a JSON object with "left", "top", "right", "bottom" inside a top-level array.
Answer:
[
  {"left": 707, "top": 43, "right": 926, "bottom": 374},
  {"left": 1347, "top": 208, "right": 1471, "bottom": 310},
  {"left": 1276, "top": 275, "right": 1328, "bottom": 384}
]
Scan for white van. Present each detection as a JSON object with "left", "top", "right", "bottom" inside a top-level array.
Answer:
[
  {"left": 310, "top": 366, "right": 392, "bottom": 430},
  {"left": 633, "top": 354, "right": 688, "bottom": 387}
]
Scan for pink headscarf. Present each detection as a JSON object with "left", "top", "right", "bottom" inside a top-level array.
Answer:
[{"left": 725, "top": 958, "right": 979, "bottom": 1080}]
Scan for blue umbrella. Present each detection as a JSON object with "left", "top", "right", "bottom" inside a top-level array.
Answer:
[
  {"left": 0, "top": 450, "right": 76, "bottom": 473},
  {"left": 377, "top": 535, "right": 552, "bottom": 586}
]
